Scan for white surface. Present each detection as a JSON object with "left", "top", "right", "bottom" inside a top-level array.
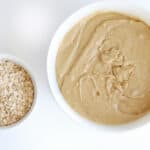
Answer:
[{"left": 0, "top": 0, "right": 150, "bottom": 150}]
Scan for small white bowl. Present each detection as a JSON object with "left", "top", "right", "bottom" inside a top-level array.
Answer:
[
  {"left": 47, "top": 1, "right": 150, "bottom": 131},
  {"left": 0, "top": 54, "right": 37, "bottom": 129}
]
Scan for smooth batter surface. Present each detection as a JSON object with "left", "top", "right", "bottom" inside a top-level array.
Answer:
[{"left": 56, "top": 12, "right": 150, "bottom": 124}]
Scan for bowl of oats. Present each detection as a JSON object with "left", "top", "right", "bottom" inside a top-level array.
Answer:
[{"left": 0, "top": 54, "right": 36, "bottom": 128}]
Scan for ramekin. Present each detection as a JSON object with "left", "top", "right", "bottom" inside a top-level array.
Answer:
[{"left": 0, "top": 54, "right": 37, "bottom": 129}]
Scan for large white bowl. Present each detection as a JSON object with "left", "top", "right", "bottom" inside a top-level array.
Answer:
[{"left": 47, "top": 1, "right": 150, "bottom": 131}]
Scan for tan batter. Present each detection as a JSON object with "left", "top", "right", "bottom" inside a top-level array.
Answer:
[{"left": 56, "top": 12, "right": 150, "bottom": 124}]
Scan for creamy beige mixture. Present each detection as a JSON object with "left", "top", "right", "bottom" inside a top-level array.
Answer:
[{"left": 56, "top": 12, "right": 150, "bottom": 124}]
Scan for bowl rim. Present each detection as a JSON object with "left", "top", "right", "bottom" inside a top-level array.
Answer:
[
  {"left": 47, "top": 1, "right": 150, "bottom": 131},
  {"left": 0, "top": 53, "right": 37, "bottom": 129}
]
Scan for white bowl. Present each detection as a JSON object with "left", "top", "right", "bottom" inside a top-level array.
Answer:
[
  {"left": 0, "top": 54, "right": 37, "bottom": 129},
  {"left": 47, "top": 1, "right": 150, "bottom": 131}
]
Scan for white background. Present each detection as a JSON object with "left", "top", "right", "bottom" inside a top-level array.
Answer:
[{"left": 0, "top": 0, "right": 150, "bottom": 150}]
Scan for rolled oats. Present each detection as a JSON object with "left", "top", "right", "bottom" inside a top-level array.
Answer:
[{"left": 0, "top": 60, "right": 34, "bottom": 126}]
